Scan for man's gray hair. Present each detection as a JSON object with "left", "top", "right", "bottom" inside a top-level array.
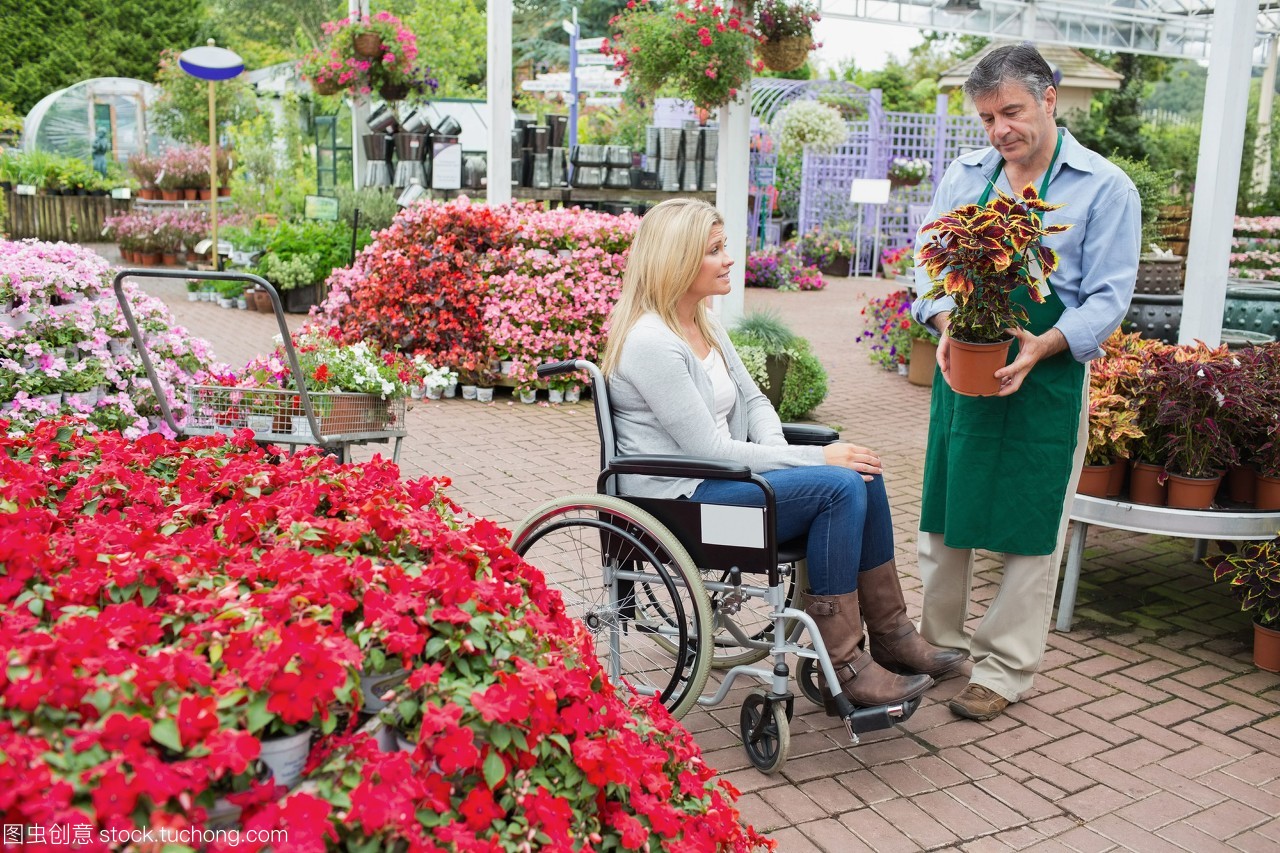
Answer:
[{"left": 964, "top": 43, "right": 1056, "bottom": 106}]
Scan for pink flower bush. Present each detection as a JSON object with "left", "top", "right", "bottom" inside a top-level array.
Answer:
[
  {"left": 319, "top": 201, "right": 640, "bottom": 390},
  {"left": 0, "top": 240, "right": 224, "bottom": 436}
]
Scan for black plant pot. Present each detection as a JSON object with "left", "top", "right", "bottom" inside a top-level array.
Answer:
[{"left": 1126, "top": 293, "right": 1182, "bottom": 345}]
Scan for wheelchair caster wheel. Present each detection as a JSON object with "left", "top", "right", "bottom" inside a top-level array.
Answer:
[
  {"left": 796, "top": 657, "right": 825, "bottom": 707},
  {"left": 739, "top": 689, "right": 790, "bottom": 774}
]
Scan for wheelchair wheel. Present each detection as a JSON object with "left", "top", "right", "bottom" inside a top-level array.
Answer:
[
  {"left": 739, "top": 690, "right": 790, "bottom": 775},
  {"left": 510, "top": 495, "right": 713, "bottom": 720},
  {"left": 796, "top": 656, "right": 825, "bottom": 707}
]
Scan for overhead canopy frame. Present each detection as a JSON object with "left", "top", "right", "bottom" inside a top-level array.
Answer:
[{"left": 818, "top": 0, "right": 1280, "bottom": 62}]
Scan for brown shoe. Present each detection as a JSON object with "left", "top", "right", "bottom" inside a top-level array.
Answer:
[
  {"left": 949, "top": 683, "right": 1009, "bottom": 721},
  {"left": 858, "top": 561, "right": 968, "bottom": 678}
]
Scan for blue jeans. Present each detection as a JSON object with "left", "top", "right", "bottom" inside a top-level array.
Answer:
[{"left": 690, "top": 466, "right": 895, "bottom": 596}]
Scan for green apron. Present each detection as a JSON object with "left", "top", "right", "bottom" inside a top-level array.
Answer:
[{"left": 919, "top": 134, "right": 1085, "bottom": 556}]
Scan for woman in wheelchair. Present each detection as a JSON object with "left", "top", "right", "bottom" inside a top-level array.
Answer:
[{"left": 600, "top": 198, "right": 966, "bottom": 712}]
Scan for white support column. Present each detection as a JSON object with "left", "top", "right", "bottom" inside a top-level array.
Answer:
[
  {"left": 1252, "top": 36, "right": 1277, "bottom": 198},
  {"left": 487, "top": 0, "right": 513, "bottom": 205},
  {"left": 715, "top": 92, "right": 751, "bottom": 326},
  {"left": 349, "top": 0, "right": 370, "bottom": 189},
  {"left": 1181, "top": 0, "right": 1259, "bottom": 346}
]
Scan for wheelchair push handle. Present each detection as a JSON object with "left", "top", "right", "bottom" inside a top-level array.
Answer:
[{"left": 536, "top": 359, "right": 586, "bottom": 379}]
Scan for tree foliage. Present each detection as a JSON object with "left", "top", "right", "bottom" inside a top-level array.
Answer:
[
  {"left": 151, "top": 48, "right": 259, "bottom": 145},
  {"left": 204, "top": 0, "right": 345, "bottom": 70},
  {"left": 405, "top": 0, "right": 489, "bottom": 97},
  {"left": 0, "top": 0, "right": 204, "bottom": 115}
]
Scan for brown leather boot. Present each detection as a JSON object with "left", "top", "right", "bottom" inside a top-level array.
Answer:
[
  {"left": 801, "top": 590, "right": 933, "bottom": 714},
  {"left": 858, "top": 561, "right": 967, "bottom": 678}
]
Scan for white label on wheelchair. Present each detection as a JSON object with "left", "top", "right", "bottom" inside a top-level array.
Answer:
[{"left": 700, "top": 504, "right": 765, "bottom": 549}]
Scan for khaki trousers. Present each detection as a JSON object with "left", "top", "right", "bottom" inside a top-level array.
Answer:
[{"left": 918, "top": 374, "right": 1090, "bottom": 702}]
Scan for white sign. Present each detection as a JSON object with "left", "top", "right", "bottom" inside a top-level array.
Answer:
[
  {"left": 110, "top": 187, "right": 132, "bottom": 200},
  {"left": 432, "top": 140, "right": 462, "bottom": 190},
  {"left": 576, "top": 36, "right": 606, "bottom": 52},
  {"left": 585, "top": 97, "right": 623, "bottom": 108},
  {"left": 850, "top": 178, "right": 891, "bottom": 205},
  {"left": 15, "top": 184, "right": 36, "bottom": 196},
  {"left": 577, "top": 54, "right": 614, "bottom": 65}
]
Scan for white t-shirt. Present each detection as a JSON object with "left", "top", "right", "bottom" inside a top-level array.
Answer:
[{"left": 701, "top": 348, "right": 735, "bottom": 439}]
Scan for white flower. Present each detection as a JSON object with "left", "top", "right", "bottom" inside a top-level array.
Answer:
[{"left": 773, "top": 100, "right": 847, "bottom": 157}]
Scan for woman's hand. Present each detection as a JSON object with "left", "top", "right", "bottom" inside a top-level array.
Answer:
[{"left": 822, "top": 442, "right": 883, "bottom": 481}]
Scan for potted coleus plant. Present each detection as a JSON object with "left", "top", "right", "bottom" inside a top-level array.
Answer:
[
  {"left": 1204, "top": 534, "right": 1280, "bottom": 672},
  {"left": 917, "top": 185, "right": 1073, "bottom": 396},
  {"left": 1152, "top": 348, "right": 1239, "bottom": 509},
  {"left": 1079, "top": 391, "right": 1143, "bottom": 498}
]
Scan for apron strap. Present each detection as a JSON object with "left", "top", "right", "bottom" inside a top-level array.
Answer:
[{"left": 977, "top": 130, "right": 1063, "bottom": 207}]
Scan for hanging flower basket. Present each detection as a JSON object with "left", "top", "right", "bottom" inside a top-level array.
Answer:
[
  {"left": 758, "top": 34, "right": 812, "bottom": 72},
  {"left": 889, "top": 175, "right": 923, "bottom": 190},
  {"left": 379, "top": 82, "right": 410, "bottom": 102},
  {"left": 313, "top": 77, "right": 341, "bottom": 97},
  {"left": 353, "top": 31, "right": 384, "bottom": 58}
]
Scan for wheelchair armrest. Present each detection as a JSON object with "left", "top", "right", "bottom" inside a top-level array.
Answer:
[
  {"left": 607, "top": 454, "right": 752, "bottom": 481},
  {"left": 782, "top": 423, "right": 840, "bottom": 446}
]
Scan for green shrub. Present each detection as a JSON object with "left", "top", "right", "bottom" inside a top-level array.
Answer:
[
  {"left": 1111, "top": 155, "right": 1175, "bottom": 250},
  {"left": 730, "top": 311, "right": 829, "bottom": 420}
]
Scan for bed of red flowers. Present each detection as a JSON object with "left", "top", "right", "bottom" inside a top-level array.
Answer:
[{"left": 0, "top": 419, "right": 773, "bottom": 851}]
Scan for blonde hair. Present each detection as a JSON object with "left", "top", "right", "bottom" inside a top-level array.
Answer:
[{"left": 602, "top": 198, "right": 725, "bottom": 376}]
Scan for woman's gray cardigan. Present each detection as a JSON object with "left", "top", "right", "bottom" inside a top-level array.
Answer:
[{"left": 609, "top": 313, "right": 826, "bottom": 498}]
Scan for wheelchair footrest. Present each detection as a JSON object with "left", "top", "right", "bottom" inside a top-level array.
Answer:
[{"left": 836, "top": 696, "right": 922, "bottom": 745}]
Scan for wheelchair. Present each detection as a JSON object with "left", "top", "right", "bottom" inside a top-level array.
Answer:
[{"left": 509, "top": 360, "right": 921, "bottom": 773}]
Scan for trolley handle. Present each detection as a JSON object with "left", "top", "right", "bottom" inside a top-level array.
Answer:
[{"left": 111, "top": 269, "right": 325, "bottom": 440}]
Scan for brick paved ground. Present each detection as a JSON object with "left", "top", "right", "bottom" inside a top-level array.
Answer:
[{"left": 102, "top": 246, "right": 1280, "bottom": 852}]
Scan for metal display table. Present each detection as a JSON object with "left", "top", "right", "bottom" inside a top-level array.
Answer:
[{"left": 1056, "top": 495, "right": 1280, "bottom": 631}]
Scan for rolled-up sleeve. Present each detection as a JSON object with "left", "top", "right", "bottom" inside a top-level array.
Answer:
[
  {"left": 1054, "top": 185, "right": 1141, "bottom": 362},
  {"left": 912, "top": 164, "right": 963, "bottom": 329}
]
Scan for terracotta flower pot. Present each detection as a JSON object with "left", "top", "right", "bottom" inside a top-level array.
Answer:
[
  {"left": 1107, "top": 457, "right": 1127, "bottom": 497},
  {"left": 1077, "top": 463, "right": 1113, "bottom": 498},
  {"left": 183, "top": 188, "right": 198, "bottom": 201},
  {"left": 1165, "top": 472, "right": 1223, "bottom": 510},
  {"left": 1255, "top": 474, "right": 1280, "bottom": 511},
  {"left": 1254, "top": 621, "right": 1280, "bottom": 673},
  {"left": 162, "top": 252, "right": 178, "bottom": 267},
  {"left": 1128, "top": 461, "right": 1166, "bottom": 506},
  {"left": 161, "top": 189, "right": 181, "bottom": 201},
  {"left": 945, "top": 336, "right": 1013, "bottom": 397},
  {"left": 140, "top": 252, "right": 161, "bottom": 267},
  {"left": 907, "top": 337, "right": 937, "bottom": 387},
  {"left": 198, "top": 188, "right": 212, "bottom": 201},
  {"left": 1227, "top": 464, "right": 1257, "bottom": 505}
]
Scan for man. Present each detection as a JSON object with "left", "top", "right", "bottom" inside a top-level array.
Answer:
[{"left": 911, "top": 44, "right": 1140, "bottom": 720}]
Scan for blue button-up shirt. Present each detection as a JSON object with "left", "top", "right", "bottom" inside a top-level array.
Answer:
[{"left": 911, "top": 128, "right": 1141, "bottom": 362}]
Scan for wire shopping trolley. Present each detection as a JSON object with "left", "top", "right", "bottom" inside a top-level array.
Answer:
[{"left": 112, "top": 269, "right": 407, "bottom": 463}]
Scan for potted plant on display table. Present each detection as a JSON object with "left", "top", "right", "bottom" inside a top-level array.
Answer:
[
  {"left": 1204, "top": 533, "right": 1280, "bottom": 672},
  {"left": 1151, "top": 348, "right": 1239, "bottom": 509},
  {"left": 916, "top": 185, "right": 1073, "bottom": 396},
  {"left": 754, "top": 0, "right": 821, "bottom": 73}
]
